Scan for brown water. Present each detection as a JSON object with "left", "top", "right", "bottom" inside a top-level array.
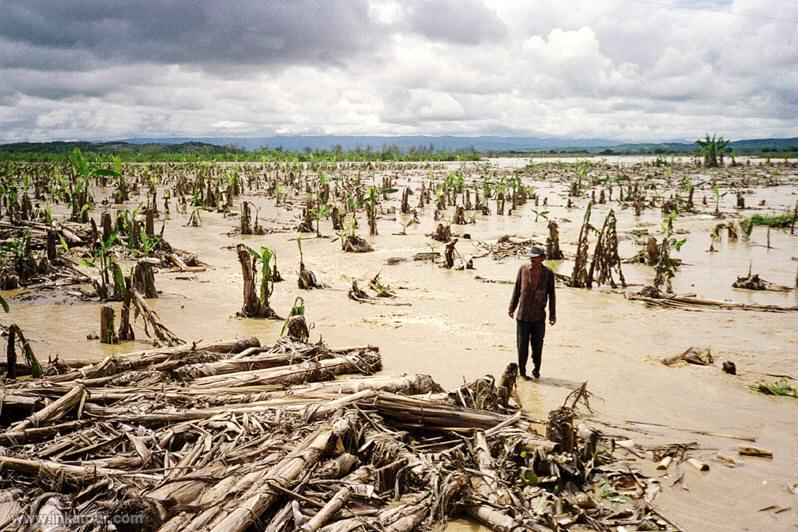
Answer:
[{"left": 6, "top": 159, "right": 798, "bottom": 530}]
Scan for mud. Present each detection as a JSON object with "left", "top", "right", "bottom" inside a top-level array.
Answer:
[{"left": 4, "top": 156, "right": 797, "bottom": 530}]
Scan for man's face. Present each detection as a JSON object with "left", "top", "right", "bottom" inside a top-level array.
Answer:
[{"left": 530, "top": 255, "right": 544, "bottom": 267}]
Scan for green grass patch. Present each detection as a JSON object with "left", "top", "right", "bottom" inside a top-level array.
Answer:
[
  {"left": 747, "top": 213, "right": 794, "bottom": 228},
  {"left": 750, "top": 379, "right": 798, "bottom": 398}
]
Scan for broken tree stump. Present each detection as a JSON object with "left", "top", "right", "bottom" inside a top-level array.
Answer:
[{"left": 100, "top": 305, "right": 118, "bottom": 344}]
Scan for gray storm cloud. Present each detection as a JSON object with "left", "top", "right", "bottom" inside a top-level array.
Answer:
[
  {"left": 0, "top": 0, "right": 796, "bottom": 142},
  {"left": 0, "top": 1, "right": 378, "bottom": 67}
]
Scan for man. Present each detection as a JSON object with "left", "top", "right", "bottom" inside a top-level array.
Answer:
[{"left": 508, "top": 246, "right": 556, "bottom": 379}]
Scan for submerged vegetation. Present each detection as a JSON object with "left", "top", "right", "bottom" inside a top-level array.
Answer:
[{"left": 750, "top": 379, "right": 798, "bottom": 398}]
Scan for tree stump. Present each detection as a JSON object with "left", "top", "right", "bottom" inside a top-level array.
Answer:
[
  {"left": 132, "top": 261, "right": 158, "bottom": 299},
  {"left": 118, "top": 290, "right": 135, "bottom": 341},
  {"left": 145, "top": 208, "right": 155, "bottom": 238},
  {"left": 46, "top": 230, "right": 57, "bottom": 262},
  {"left": 100, "top": 305, "right": 118, "bottom": 344},
  {"left": 545, "top": 220, "right": 565, "bottom": 260},
  {"left": 6, "top": 324, "right": 17, "bottom": 379},
  {"left": 453, "top": 206, "right": 466, "bottom": 225},
  {"left": 546, "top": 406, "right": 576, "bottom": 454},
  {"left": 443, "top": 239, "right": 458, "bottom": 269},
  {"left": 240, "top": 201, "right": 253, "bottom": 235},
  {"left": 432, "top": 224, "right": 451, "bottom": 243},
  {"left": 401, "top": 188, "right": 410, "bottom": 214},
  {"left": 285, "top": 315, "right": 309, "bottom": 342},
  {"left": 236, "top": 244, "right": 278, "bottom": 318}
]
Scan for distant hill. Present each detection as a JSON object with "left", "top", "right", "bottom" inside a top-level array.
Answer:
[
  {"left": 1, "top": 136, "right": 796, "bottom": 158},
  {"left": 0, "top": 140, "right": 242, "bottom": 155},
  {"left": 113, "top": 135, "right": 798, "bottom": 154},
  {"left": 120, "top": 135, "right": 623, "bottom": 152},
  {"left": 547, "top": 138, "right": 798, "bottom": 155}
]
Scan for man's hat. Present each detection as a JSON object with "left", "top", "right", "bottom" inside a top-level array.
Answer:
[{"left": 528, "top": 245, "right": 546, "bottom": 258}]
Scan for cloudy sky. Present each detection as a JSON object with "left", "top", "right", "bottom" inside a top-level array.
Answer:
[{"left": 1, "top": 0, "right": 796, "bottom": 143}]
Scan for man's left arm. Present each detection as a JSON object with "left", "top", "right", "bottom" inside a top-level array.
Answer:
[{"left": 548, "top": 270, "right": 556, "bottom": 325}]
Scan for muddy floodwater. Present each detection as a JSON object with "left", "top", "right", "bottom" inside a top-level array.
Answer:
[{"left": 5, "top": 156, "right": 798, "bottom": 530}]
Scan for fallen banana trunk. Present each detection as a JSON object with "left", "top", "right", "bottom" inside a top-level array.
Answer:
[
  {"left": 204, "top": 413, "right": 358, "bottom": 532},
  {"left": 191, "top": 349, "right": 381, "bottom": 389},
  {"left": 10, "top": 384, "right": 86, "bottom": 431},
  {"left": 48, "top": 336, "right": 260, "bottom": 383},
  {"left": 0, "top": 338, "right": 679, "bottom": 531}
]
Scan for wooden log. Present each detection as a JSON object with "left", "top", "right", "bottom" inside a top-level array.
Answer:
[{"left": 10, "top": 384, "right": 86, "bottom": 432}]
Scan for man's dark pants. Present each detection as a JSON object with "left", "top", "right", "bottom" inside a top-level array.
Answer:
[{"left": 516, "top": 319, "right": 545, "bottom": 375}]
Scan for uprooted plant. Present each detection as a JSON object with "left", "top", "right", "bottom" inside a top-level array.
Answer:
[{"left": 296, "top": 236, "right": 325, "bottom": 289}]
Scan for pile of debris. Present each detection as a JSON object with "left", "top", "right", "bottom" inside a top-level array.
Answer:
[
  {"left": 1, "top": 337, "right": 679, "bottom": 531},
  {"left": 475, "top": 235, "right": 540, "bottom": 261}
]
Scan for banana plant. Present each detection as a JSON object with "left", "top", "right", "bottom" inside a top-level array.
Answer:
[
  {"left": 245, "top": 245, "right": 276, "bottom": 304},
  {"left": 82, "top": 231, "right": 119, "bottom": 300},
  {"left": 68, "top": 149, "right": 119, "bottom": 221},
  {"left": 711, "top": 184, "right": 728, "bottom": 215},
  {"left": 280, "top": 296, "right": 306, "bottom": 336},
  {"left": 695, "top": 133, "right": 730, "bottom": 168}
]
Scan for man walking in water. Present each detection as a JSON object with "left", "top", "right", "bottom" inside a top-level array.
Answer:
[{"left": 508, "top": 246, "right": 556, "bottom": 379}]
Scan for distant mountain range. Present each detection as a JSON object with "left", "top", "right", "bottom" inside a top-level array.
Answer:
[
  {"left": 119, "top": 135, "right": 625, "bottom": 152},
  {"left": 1, "top": 136, "right": 797, "bottom": 155}
]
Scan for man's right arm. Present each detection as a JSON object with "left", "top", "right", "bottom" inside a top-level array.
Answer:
[{"left": 508, "top": 267, "right": 521, "bottom": 317}]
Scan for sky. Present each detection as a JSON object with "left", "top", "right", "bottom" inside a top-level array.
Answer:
[{"left": 0, "top": 0, "right": 796, "bottom": 143}]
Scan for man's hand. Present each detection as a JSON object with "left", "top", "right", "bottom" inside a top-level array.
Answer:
[
  {"left": 549, "top": 317, "right": 556, "bottom": 326},
  {"left": 508, "top": 309, "right": 514, "bottom": 319}
]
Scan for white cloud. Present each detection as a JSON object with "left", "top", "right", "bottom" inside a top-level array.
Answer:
[{"left": 0, "top": 0, "right": 796, "bottom": 142}]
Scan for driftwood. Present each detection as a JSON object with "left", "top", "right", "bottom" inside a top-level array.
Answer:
[
  {"left": 661, "top": 347, "right": 714, "bottom": 367},
  {"left": 627, "top": 288, "right": 798, "bottom": 313},
  {"left": 732, "top": 271, "right": 792, "bottom": 292},
  {"left": 0, "top": 337, "right": 684, "bottom": 531}
]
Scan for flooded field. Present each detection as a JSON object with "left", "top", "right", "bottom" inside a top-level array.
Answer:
[{"left": 2, "top": 156, "right": 797, "bottom": 530}]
